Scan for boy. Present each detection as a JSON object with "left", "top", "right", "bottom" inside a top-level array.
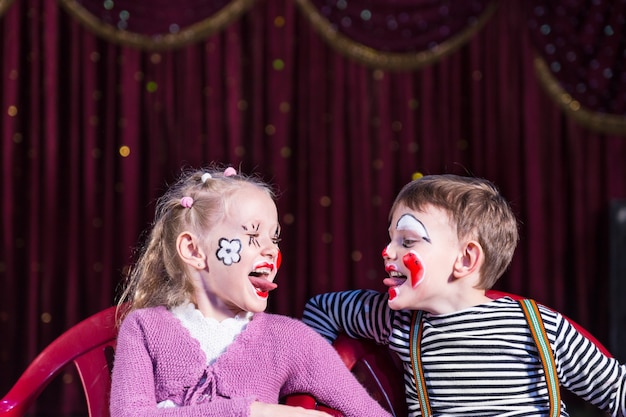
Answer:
[{"left": 303, "top": 174, "right": 626, "bottom": 416}]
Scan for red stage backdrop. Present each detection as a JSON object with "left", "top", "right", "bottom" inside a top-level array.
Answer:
[{"left": 1, "top": 0, "right": 625, "bottom": 415}]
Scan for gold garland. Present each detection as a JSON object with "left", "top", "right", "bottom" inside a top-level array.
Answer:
[
  {"left": 534, "top": 56, "right": 626, "bottom": 136},
  {"left": 293, "top": 0, "right": 498, "bottom": 71},
  {"left": 17, "top": 0, "right": 626, "bottom": 135},
  {"left": 56, "top": 0, "right": 258, "bottom": 50},
  {"left": 0, "top": 0, "right": 15, "bottom": 17}
]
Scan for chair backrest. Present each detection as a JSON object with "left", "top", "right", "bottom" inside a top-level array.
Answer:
[
  {"left": 0, "top": 306, "right": 118, "bottom": 417},
  {"left": 332, "top": 333, "right": 408, "bottom": 417},
  {"left": 486, "top": 290, "right": 612, "bottom": 357}
]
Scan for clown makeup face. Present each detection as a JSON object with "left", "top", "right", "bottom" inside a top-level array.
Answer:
[
  {"left": 196, "top": 185, "right": 281, "bottom": 320},
  {"left": 382, "top": 203, "right": 461, "bottom": 312}
]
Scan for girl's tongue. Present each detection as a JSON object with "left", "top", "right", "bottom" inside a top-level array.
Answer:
[{"left": 248, "top": 276, "right": 278, "bottom": 292}]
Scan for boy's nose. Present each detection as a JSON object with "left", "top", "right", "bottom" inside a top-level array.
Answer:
[{"left": 382, "top": 244, "right": 395, "bottom": 260}]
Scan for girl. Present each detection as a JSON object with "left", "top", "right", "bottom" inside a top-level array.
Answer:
[{"left": 109, "top": 166, "right": 391, "bottom": 417}]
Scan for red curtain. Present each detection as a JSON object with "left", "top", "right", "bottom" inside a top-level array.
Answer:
[{"left": 1, "top": 0, "right": 625, "bottom": 415}]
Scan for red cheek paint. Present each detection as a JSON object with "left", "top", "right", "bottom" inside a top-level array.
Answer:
[
  {"left": 276, "top": 250, "right": 282, "bottom": 270},
  {"left": 402, "top": 252, "right": 424, "bottom": 288},
  {"left": 388, "top": 287, "right": 398, "bottom": 301}
]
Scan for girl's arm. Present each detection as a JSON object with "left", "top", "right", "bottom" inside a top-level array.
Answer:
[
  {"left": 302, "top": 289, "right": 392, "bottom": 344},
  {"left": 280, "top": 319, "right": 393, "bottom": 417}
]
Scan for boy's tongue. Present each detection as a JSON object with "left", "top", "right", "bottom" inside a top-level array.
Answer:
[
  {"left": 383, "top": 277, "right": 406, "bottom": 287},
  {"left": 249, "top": 276, "right": 278, "bottom": 292}
]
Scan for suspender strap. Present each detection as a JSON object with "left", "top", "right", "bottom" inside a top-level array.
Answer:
[
  {"left": 518, "top": 299, "right": 561, "bottom": 417},
  {"left": 410, "top": 299, "right": 560, "bottom": 417},
  {"left": 410, "top": 310, "right": 431, "bottom": 417}
]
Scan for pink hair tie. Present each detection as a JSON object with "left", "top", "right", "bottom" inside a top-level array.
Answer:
[
  {"left": 180, "top": 196, "right": 194, "bottom": 208},
  {"left": 223, "top": 167, "right": 237, "bottom": 177}
]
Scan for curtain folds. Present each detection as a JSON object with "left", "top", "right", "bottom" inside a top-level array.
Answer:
[
  {"left": 1, "top": 1, "right": 625, "bottom": 416},
  {"left": 46, "top": 0, "right": 626, "bottom": 134},
  {"left": 1, "top": 0, "right": 613, "bottom": 133}
]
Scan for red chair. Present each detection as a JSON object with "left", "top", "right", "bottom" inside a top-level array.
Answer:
[
  {"left": 0, "top": 306, "right": 118, "bottom": 417},
  {"left": 486, "top": 290, "right": 612, "bottom": 357}
]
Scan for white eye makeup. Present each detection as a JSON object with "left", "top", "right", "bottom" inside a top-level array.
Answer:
[{"left": 396, "top": 214, "right": 431, "bottom": 243}]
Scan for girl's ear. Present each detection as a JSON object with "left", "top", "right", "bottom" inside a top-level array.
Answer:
[
  {"left": 176, "top": 232, "right": 207, "bottom": 270},
  {"left": 453, "top": 240, "right": 483, "bottom": 278}
]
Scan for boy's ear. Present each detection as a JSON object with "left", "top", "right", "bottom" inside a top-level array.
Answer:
[
  {"left": 453, "top": 240, "right": 483, "bottom": 278},
  {"left": 176, "top": 232, "right": 207, "bottom": 270}
]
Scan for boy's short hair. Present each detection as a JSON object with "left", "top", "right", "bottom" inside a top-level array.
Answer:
[{"left": 390, "top": 174, "right": 519, "bottom": 288}]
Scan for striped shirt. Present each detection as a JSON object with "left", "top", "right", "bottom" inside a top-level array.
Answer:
[{"left": 302, "top": 290, "right": 626, "bottom": 417}]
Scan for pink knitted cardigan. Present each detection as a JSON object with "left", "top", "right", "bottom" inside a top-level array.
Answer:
[{"left": 110, "top": 306, "right": 392, "bottom": 417}]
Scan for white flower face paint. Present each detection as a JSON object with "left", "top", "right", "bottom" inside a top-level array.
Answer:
[{"left": 216, "top": 238, "right": 242, "bottom": 265}]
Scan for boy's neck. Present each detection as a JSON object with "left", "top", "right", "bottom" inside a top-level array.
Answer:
[{"left": 423, "top": 290, "right": 492, "bottom": 315}]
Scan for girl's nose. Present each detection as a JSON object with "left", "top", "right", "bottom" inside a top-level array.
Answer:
[
  {"left": 264, "top": 245, "right": 281, "bottom": 270},
  {"left": 262, "top": 239, "right": 279, "bottom": 258}
]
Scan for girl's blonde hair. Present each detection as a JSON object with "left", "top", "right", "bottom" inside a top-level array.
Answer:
[
  {"left": 390, "top": 174, "right": 519, "bottom": 289},
  {"left": 116, "top": 165, "right": 276, "bottom": 320}
]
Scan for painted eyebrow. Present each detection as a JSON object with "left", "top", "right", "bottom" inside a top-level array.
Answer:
[
  {"left": 241, "top": 223, "right": 260, "bottom": 232},
  {"left": 396, "top": 213, "right": 431, "bottom": 243}
]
